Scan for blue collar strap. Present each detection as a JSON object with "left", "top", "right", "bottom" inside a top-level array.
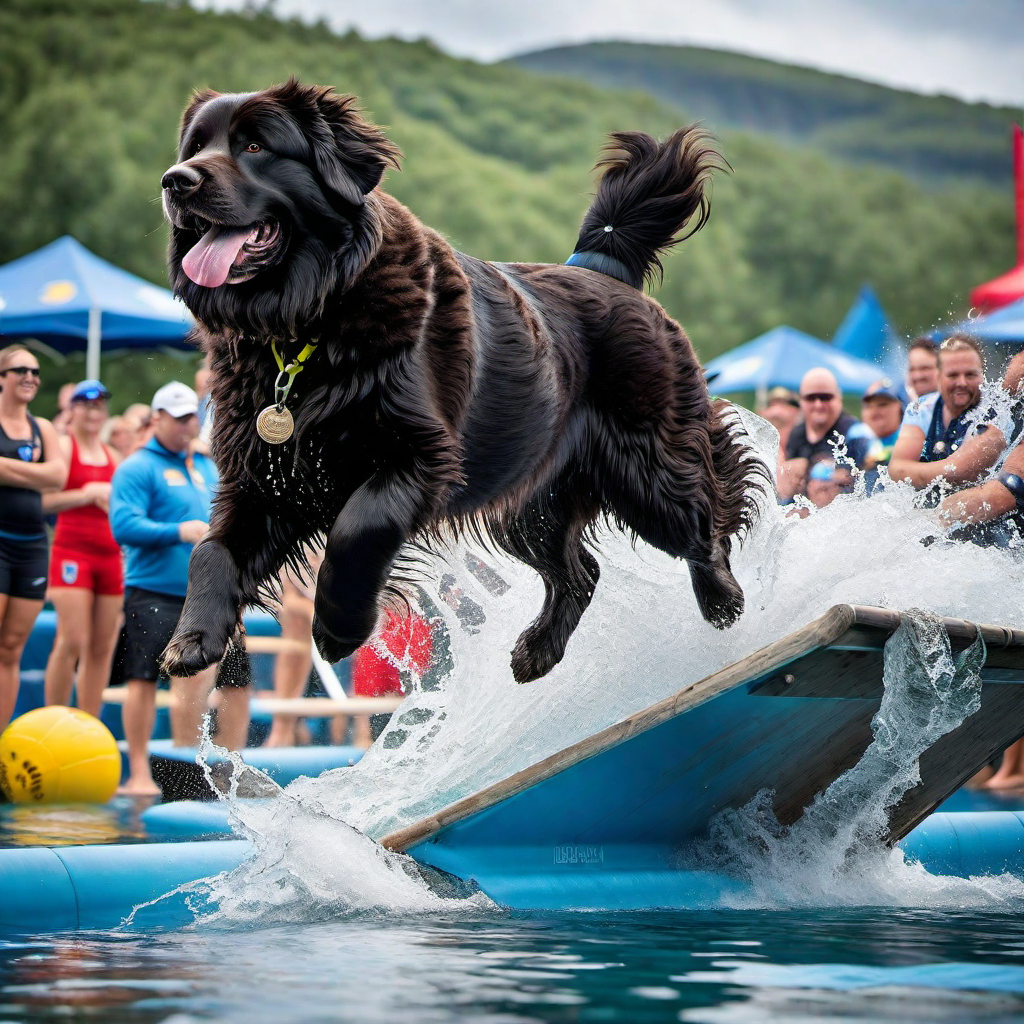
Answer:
[{"left": 565, "top": 251, "right": 636, "bottom": 287}]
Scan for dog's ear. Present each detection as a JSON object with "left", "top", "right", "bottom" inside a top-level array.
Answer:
[
  {"left": 179, "top": 88, "right": 221, "bottom": 142},
  {"left": 307, "top": 86, "right": 402, "bottom": 207}
]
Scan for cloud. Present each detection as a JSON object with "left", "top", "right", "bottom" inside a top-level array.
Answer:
[{"left": 194, "top": 0, "right": 1024, "bottom": 106}]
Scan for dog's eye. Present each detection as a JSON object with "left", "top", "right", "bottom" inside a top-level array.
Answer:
[
  {"left": 191, "top": 140, "right": 203, "bottom": 155},
  {"left": 246, "top": 143, "right": 261, "bottom": 153}
]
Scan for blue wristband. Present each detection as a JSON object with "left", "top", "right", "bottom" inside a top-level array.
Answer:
[{"left": 997, "top": 471, "right": 1024, "bottom": 511}]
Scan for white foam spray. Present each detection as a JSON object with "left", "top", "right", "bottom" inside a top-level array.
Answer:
[
  {"left": 192, "top": 409, "right": 1024, "bottom": 921},
  {"left": 700, "top": 611, "right": 1024, "bottom": 908}
]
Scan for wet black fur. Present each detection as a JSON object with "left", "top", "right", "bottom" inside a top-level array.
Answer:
[{"left": 160, "top": 79, "right": 764, "bottom": 684}]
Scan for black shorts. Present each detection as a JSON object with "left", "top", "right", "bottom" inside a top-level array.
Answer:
[
  {"left": 0, "top": 532, "right": 49, "bottom": 600},
  {"left": 122, "top": 586, "right": 251, "bottom": 688}
]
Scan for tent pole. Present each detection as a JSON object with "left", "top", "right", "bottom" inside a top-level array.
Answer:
[{"left": 86, "top": 308, "right": 101, "bottom": 380}]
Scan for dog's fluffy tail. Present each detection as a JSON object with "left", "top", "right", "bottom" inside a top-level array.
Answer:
[
  {"left": 707, "top": 401, "right": 768, "bottom": 556},
  {"left": 571, "top": 127, "right": 726, "bottom": 290}
]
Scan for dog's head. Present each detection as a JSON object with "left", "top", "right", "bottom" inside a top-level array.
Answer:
[{"left": 162, "top": 79, "right": 401, "bottom": 336}]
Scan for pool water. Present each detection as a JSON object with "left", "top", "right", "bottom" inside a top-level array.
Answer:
[
  {"left": 0, "top": 800, "right": 152, "bottom": 849},
  {"left": 5, "top": 908, "right": 1024, "bottom": 1023}
]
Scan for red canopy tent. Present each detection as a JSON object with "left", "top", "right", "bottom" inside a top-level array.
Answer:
[{"left": 971, "top": 123, "right": 1024, "bottom": 312}]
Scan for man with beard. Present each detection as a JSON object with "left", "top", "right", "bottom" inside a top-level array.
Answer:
[
  {"left": 888, "top": 335, "right": 1010, "bottom": 496},
  {"left": 937, "top": 349, "right": 1024, "bottom": 546}
]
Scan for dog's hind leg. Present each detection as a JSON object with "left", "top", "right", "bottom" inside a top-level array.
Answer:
[
  {"left": 492, "top": 481, "right": 601, "bottom": 683},
  {"left": 685, "top": 542, "right": 744, "bottom": 629},
  {"left": 600, "top": 430, "right": 744, "bottom": 630}
]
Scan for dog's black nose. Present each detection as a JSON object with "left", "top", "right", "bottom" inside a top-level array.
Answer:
[{"left": 161, "top": 165, "right": 203, "bottom": 194}]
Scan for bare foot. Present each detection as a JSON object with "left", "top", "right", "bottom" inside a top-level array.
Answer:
[
  {"left": 262, "top": 730, "right": 295, "bottom": 748},
  {"left": 983, "top": 774, "right": 1024, "bottom": 790},
  {"left": 116, "top": 777, "right": 162, "bottom": 797},
  {"left": 966, "top": 766, "right": 995, "bottom": 789}
]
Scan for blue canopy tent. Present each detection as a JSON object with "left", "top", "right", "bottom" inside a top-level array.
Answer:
[
  {"left": 939, "top": 297, "right": 1024, "bottom": 344},
  {"left": 832, "top": 284, "right": 906, "bottom": 389},
  {"left": 0, "top": 236, "right": 194, "bottom": 379},
  {"left": 704, "top": 325, "right": 887, "bottom": 401}
]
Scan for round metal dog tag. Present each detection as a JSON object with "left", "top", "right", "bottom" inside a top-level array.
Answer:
[{"left": 256, "top": 405, "right": 294, "bottom": 444}]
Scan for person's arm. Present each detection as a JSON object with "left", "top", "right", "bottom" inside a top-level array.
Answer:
[
  {"left": 0, "top": 417, "right": 66, "bottom": 491},
  {"left": 41, "top": 435, "right": 104, "bottom": 513},
  {"left": 109, "top": 460, "right": 186, "bottom": 549},
  {"left": 939, "top": 443, "right": 1024, "bottom": 526},
  {"left": 776, "top": 457, "right": 808, "bottom": 500},
  {"left": 885, "top": 424, "right": 927, "bottom": 487},
  {"left": 888, "top": 424, "right": 1005, "bottom": 489}
]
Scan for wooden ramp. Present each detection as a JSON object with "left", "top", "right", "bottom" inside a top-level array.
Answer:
[{"left": 381, "top": 606, "right": 1024, "bottom": 909}]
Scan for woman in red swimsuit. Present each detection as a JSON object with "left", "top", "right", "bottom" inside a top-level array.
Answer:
[{"left": 43, "top": 380, "right": 123, "bottom": 717}]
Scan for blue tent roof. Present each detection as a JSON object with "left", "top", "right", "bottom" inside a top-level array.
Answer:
[
  {"left": 832, "top": 284, "right": 906, "bottom": 383},
  {"left": 0, "top": 236, "right": 193, "bottom": 355},
  {"left": 704, "top": 325, "right": 888, "bottom": 396},
  {"left": 940, "top": 297, "right": 1024, "bottom": 344}
]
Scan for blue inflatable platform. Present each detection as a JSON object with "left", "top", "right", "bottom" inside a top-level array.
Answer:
[
  {"left": 3, "top": 811, "right": 1024, "bottom": 929},
  {"left": 140, "top": 740, "right": 364, "bottom": 784}
]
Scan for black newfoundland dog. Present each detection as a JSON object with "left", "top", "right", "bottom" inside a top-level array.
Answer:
[{"left": 160, "top": 79, "right": 762, "bottom": 684}]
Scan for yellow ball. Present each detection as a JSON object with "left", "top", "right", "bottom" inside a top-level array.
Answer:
[{"left": 0, "top": 707, "right": 121, "bottom": 804}]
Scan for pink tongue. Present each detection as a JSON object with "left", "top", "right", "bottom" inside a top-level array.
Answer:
[{"left": 181, "top": 225, "right": 254, "bottom": 288}]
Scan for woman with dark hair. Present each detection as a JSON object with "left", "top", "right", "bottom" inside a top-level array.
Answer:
[
  {"left": 43, "top": 380, "right": 123, "bottom": 717},
  {"left": 0, "top": 345, "right": 64, "bottom": 731}
]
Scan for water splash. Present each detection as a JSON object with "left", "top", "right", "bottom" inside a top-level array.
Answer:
[
  {"left": 192, "top": 409, "right": 1024, "bottom": 921},
  {"left": 182, "top": 720, "right": 493, "bottom": 927},
  {"left": 700, "top": 611, "right": 1024, "bottom": 909}
]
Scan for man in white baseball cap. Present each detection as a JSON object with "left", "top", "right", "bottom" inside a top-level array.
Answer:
[
  {"left": 109, "top": 380, "right": 250, "bottom": 793},
  {"left": 151, "top": 381, "right": 200, "bottom": 418}
]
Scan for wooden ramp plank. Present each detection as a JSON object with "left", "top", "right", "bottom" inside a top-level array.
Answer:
[{"left": 382, "top": 605, "right": 1024, "bottom": 856}]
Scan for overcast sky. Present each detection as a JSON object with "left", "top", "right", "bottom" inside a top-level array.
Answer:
[{"left": 193, "top": 0, "right": 1024, "bottom": 107}]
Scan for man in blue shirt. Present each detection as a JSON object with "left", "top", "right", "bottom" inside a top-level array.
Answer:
[{"left": 110, "top": 382, "right": 250, "bottom": 795}]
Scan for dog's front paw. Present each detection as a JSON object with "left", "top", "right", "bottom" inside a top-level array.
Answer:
[
  {"left": 311, "top": 616, "right": 363, "bottom": 664},
  {"left": 161, "top": 629, "right": 226, "bottom": 678}
]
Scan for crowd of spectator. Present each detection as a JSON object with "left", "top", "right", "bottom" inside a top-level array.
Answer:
[
  {"left": 2, "top": 330, "right": 1022, "bottom": 793},
  {"left": 768, "top": 335, "right": 1024, "bottom": 550},
  {"left": 0, "top": 345, "right": 424, "bottom": 795}
]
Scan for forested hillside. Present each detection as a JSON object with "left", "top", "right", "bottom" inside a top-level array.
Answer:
[
  {"left": 0, "top": 0, "right": 1016, "bottom": 408},
  {"left": 510, "top": 42, "right": 1019, "bottom": 187}
]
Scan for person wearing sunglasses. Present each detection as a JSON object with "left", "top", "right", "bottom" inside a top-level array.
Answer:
[
  {"left": 0, "top": 345, "right": 65, "bottom": 732},
  {"left": 777, "top": 368, "right": 881, "bottom": 503}
]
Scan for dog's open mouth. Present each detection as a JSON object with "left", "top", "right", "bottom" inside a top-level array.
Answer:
[{"left": 181, "top": 218, "right": 281, "bottom": 288}]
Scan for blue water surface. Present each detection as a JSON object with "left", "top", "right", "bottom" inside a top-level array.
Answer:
[{"left": 4, "top": 907, "right": 1024, "bottom": 1023}]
